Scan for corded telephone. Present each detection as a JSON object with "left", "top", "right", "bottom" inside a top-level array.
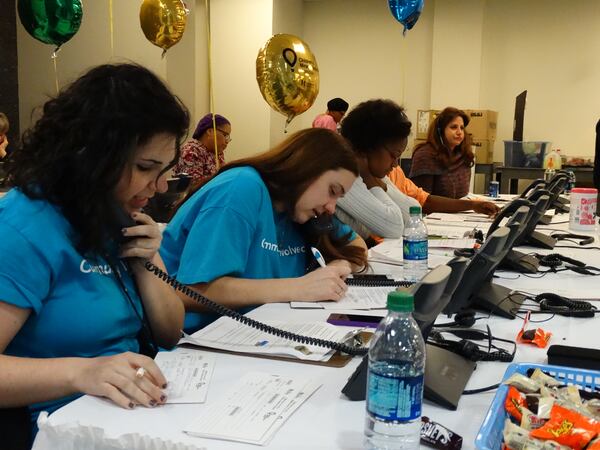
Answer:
[
  {"left": 305, "top": 214, "right": 334, "bottom": 234},
  {"left": 113, "top": 207, "right": 373, "bottom": 357},
  {"left": 533, "top": 292, "right": 598, "bottom": 317},
  {"left": 487, "top": 197, "right": 532, "bottom": 237},
  {"left": 427, "top": 327, "right": 516, "bottom": 362}
]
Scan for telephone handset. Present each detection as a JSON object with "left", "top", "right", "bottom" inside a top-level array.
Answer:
[
  {"left": 519, "top": 179, "right": 546, "bottom": 198},
  {"left": 305, "top": 214, "right": 334, "bottom": 235},
  {"left": 110, "top": 203, "right": 138, "bottom": 244},
  {"left": 487, "top": 198, "right": 532, "bottom": 237}
]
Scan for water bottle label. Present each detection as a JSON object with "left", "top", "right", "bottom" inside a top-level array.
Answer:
[
  {"left": 403, "top": 240, "right": 427, "bottom": 261},
  {"left": 366, "top": 371, "right": 424, "bottom": 422}
]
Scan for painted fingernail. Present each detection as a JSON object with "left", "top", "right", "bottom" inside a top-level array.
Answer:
[
  {"left": 121, "top": 228, "right": 127, "bottom": 234},
  {"left": 160, "top": 395, "right": 167, "bottom": 402},
  {"left": 162, "top": 383, "right": 168, "bottom": 389},
  {"left": 149, "top": 400, "right": 157, "bottom": 407},
  {"left": 128, "top": 402, "right": 134, "bottom": 409}
]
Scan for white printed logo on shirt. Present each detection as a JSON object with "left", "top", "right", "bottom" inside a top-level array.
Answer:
[
  {"left": 79, "top": 259, "right": 113, "bottom": 275},
  {"left": 260, "top": 239, "right": 305, "bottom": 257}
]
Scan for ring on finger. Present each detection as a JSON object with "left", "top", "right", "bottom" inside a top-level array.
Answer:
[{"left": 135, "top": 367, "right": 146, "bottom": 379}]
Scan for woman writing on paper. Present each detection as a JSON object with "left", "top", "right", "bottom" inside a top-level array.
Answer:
[
  {"left": 0, "top": 64, "right": 188, "bottom": 444},
  {"left": 160, "top": 128, "right": 368, "bottom": 332}
]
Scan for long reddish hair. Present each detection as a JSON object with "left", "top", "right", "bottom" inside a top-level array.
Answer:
[{"left": 178, "top": 128, "right": 367, "bottom": 269}]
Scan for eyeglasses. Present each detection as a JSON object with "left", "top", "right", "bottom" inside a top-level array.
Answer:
[
  {"left": 384, "top": 146, "right": 402, "bottom": 164},
  {"left": 216, "top": 128, "right": 232, "bottom": 143}
]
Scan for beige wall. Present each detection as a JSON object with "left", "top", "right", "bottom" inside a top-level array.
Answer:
[
  {"left": 480, "top": 0, "right": 600, "bottom": 161},
  {"left": 270, "top": 0, "right": 305, "bottom": 145},
  {"left": 301, "top": 0, "right": 435, "bottom": 153},
  {"left": 15, "top": 0, "right": 600, "bottom": 164},
  {"left": 17, "top": 1, "right": 169, "bottom": 131},
  {"left": 430, "top": 0, "right": 484, "bottom": 109},
  {"left": 210, "top": 0, "right": 273, "bottom": 161}
]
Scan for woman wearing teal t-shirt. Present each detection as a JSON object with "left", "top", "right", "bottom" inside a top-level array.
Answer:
[
  {"left": 161, "top": 128, "right": 368, "bottom": 330},
  {"left": 0, "top": 64, "right": 188, "bottom": 444}
]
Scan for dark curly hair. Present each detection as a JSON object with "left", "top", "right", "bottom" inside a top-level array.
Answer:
[
  {"left": 7, "top": 63, "right": 189, "bottom": 257},
  {"left": 340, "top": 99, "right": 411, "bottom": 153}
]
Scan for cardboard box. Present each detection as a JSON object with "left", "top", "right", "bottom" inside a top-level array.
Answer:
[
  {"left": 465, "top": 110, "right": 498, "bottom": 141},
  {"left": 416, "top": 110, "right": 440, "bottom": 140},
  {"left": 471, "top": 139, "right": 494, "bottom": 164}
]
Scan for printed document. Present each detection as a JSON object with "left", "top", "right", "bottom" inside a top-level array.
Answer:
[
  {"left": 183, "top": 372, "right": 321, "bottom": 445},
  {"left": 291, "top": 285, "right": 394, "bottom": 310},
  {"left": 179, "top": 317, "right": 349, "bottom": 362},
  {"left": 154, "top": 348, "right": 215, "bottom": 404},
  {"left": 428, "top": 238, "right": 477, "bottom": 249}
]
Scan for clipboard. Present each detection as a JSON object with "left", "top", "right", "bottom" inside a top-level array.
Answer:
[{"left": 179, "top": 330, "right": 373, "bottom": 368}]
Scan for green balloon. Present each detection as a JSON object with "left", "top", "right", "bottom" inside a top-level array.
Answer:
[{"left": 18, "top": 0, "right": 83, "bottom": 48}]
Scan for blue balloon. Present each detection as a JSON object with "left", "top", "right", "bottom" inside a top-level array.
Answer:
[{"left": 388, "top": 0, "right": 424, "bottom": 34}]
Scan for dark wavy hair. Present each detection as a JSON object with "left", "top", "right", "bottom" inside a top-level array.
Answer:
[
  {"left": 7, "top": 63, "right": 189, "bottom": 257},
  {"left": 340, "top": 99, "right": 411, "bottom": 154},
  {"left": 181, "top": 128, "right": 367, "bottom": 269},
  {"left": 420, "top": 107, "right": 474, "bottom": 167}
]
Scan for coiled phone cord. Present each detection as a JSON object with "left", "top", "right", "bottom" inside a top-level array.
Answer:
[{"left": 144, "top": 261, "right": 369, "bottom": 356}]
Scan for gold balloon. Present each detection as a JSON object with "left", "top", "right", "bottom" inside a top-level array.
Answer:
[
  {"left": 140, "top": 0, "right": 188, "bottom": 54},
  {"left": 256, "top": 34, "right": 319, "bottom": 126}
]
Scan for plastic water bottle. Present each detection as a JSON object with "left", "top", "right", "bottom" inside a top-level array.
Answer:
[
  {"left": 364, "top": 291, "right": 426, "bottom": 450},
  {"left": 403, "top": 206, "right": 428, "bottom": 282}
]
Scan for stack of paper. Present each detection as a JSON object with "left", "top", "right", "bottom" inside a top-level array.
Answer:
[
  {"left": 369, "top": 239, "right": 456, "bottom": 269},
  {"left": 183, "top": 372, "right": 321, "bottom": 445},
  {"left": 179, "top": 317, "right": 350, "bottom": 362},
  {"left": 369, "top": 239, "right": 403, "bottom": 264},
  {"left": 428, "top": 238, "right": 477, "bottom": 249}
]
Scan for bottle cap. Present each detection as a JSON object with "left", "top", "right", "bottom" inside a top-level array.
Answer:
[
  {"left": 409, "top": 206, "right": 421, "bottom": 215},
  {"left": 387, "top": 291, "right": 414, "bottom": 312}
]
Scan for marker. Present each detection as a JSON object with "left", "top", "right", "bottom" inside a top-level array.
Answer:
[{"left": 310, "top": 247, "right": 327, "bottom": 268}]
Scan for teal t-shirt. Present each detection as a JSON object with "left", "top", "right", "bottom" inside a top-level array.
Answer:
[
  {"left": 160, "top": 167, "right": 355, "bottom": 331},
  {"left": 0, "top": 189, "right": 143, "bottom": 428}
]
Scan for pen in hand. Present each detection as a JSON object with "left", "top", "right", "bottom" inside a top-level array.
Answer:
[{"left": 310, "top": 247, "right": 327, "bottom": 268}]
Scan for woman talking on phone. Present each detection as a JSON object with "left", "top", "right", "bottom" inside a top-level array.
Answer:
[
  {"left": 0, "top": 63, "right": 188, "bottom": 446},
  {"left": 160, "top": 128, "right": 368, "bottom": 332},
  {"left": 409, "top": 107, "right": 474, "bottom": 199}
]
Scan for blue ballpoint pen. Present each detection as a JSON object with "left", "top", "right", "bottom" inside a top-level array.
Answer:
[{"left": 310, "top": 247, "right": 327, "bottom": 268}]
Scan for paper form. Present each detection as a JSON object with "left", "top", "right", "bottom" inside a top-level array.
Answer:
[
  {"left": 291, "top": 285, "right": 394, "bottom": 310},
  {"left": 179, "top": 317, "right": 348, "bottom": 362},
  {"left": 369, "top": 239, "right": 403, "bottom": 264},
  {"left": 428, "top": 238, "right": 477, "bottom": 249},
  {"left": 183, "top": 372, "right": 321, "bottom": 445},
  {"left": 426, "top": 212, "right": 492, "bottom": 223},
  {"left": 154, "top": 348, "right": 215, "bottom": 404},
  {"left": 426, "top": 224, "right": 466, "bottom": 238}
]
